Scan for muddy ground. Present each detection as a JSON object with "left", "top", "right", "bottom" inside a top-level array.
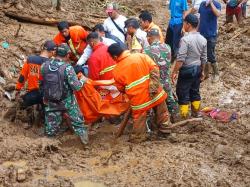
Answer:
[{"left": 0, "top": 0, "right": 249, "bottom": 186}]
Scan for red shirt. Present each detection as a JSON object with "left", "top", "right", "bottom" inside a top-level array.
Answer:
[{"left": 88, "top": 43, "right": 116, "bottom": 80}]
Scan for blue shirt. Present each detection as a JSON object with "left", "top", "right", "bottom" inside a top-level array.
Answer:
[
  {"left": 228, "top": 0, "right": 238, "bottom": 7},
  {"left": 169, "top": 0, "right": 188, "bottom": 25},
  {"left": 198, "top": 1, "right": 221, "bottom": 38}
]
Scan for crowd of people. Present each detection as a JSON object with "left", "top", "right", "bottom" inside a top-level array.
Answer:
[{"left": 12, "top": 0, "right": 247, "bottom": 144}]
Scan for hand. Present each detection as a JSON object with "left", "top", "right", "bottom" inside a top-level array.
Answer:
[
  {"left": 13, "top": 90, "right": 20, "bottom": 100},
  {"left": 200, "top": 71, "right": 205, "bottom": 82},
  {"left": 80, "top": 74, "right": 88, "bottom": 83},
  {"left": 171, "top": 72, "right": 177, "bottom": 85}
]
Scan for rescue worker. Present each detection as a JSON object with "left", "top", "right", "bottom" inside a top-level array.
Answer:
[
  {"left": 50, "top": 0, "right": 64, "bottom": 11},
  {"left": 144, "top": 28, "right": 179, "bottom": 122},
  {"left": 103, "top": 2, "right": 127, "bottom": 43},
  {"left": 86, "top": 32, "right": 116, "bottom": 81},
  {"left": 139, "top": 11, "right": 164, "bottom": 43},
  {"left": 41, "top": 44, "right": 88, "bottom": 144},
  {"left": 108, "top": 43, "right": 170, "bottom": 142},
  {"left": 125, "top": 18, "right": 149, "bottom": 53},
  {"left": 53, "top": 21, "right": 88, "bottom": 62},
  {"left": 15, "top": 40, "right": 56, "bottom": 108},
  {"left": 171, "top": 14, "right": 207, "bottom": 118}
]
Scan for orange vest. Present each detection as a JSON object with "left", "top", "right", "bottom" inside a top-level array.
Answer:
[
  {"left": 113, "top": 51, "right": 167, "bottom": 114},
  {"left": 16, "top": 55, "right": 48, "bottom": 92},
  {"left": 53, "top": 25, "right": 88, "bottom": 60},
  {"left": 145, "top": 22, "right": 164, "bottom": 43}
]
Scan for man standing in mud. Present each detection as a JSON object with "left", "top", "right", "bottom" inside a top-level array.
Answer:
[
  {"left": 172, "top": 14, "right": 207, "bottom": 119},
  {"left": 41, "top": 44, "right": 89, "bottom": 144},
  {"left": 144, "top": 28, "right": 179, "bottom": 122},
  {"left": 199, "top": 0, "right": 221, "bottom": 82}
]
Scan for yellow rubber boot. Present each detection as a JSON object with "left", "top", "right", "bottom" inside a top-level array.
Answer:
[
  {"left": 179, "top": 105, "right": 189, "bottom": 119},
  {"left": 191, "top": 101, "right": 201, "bottom": 117}
]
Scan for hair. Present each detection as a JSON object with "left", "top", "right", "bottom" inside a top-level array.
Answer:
[
  {"left": 139, "top": 11, "right": 152, "bottom": 22},
  {"left": 86, "top": 32, "right": 100, "bottom": 42},
  {"left": 108, "top": 43, "right": 124, "bottom": 57},
  {"left": 93, "top": 24, "right": 105, "bottom": 32},
  {"left": 184, "top": 14, "right": 199, "bottom": 28},
  {"left": 125, "top": 18, "right": 140, "bottom": 29},
  {"left": 57, "top": 21, "right": 69, "bottom": 31}
]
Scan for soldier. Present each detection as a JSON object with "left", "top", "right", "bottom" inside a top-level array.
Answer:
[
  {"left": 144, "top": 28, "right": 179, "bottom": 122},
  {"left": 41, "top": 44, "right": 88, "bottom": 144}
]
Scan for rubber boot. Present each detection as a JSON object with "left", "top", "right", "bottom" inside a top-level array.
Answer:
[
  {"left": 79, "top": 130, "right": 89, "bottom": 145},
  {"left": 191, "top": 101, "right": 202, "bottom": 118},
  {"left": 211, "top": 63, "right": 219, "bottom": 83},
  {"left": 204, "top": 63, "right": 210, "bottom": 80},
  {"left": 179, "top": 104, "right": 189, "bottom": 119}
]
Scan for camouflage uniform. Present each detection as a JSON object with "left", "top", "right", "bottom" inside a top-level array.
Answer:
[
  {"left": 41, "top": 59, "right": 87, "bottom": 137},
  {"left": 144, "top": 41, "right": 178, "bottom": 115}
]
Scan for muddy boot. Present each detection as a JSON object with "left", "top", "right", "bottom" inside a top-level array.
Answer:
[
  {"left": 211, "top": 63, "right": 219, "bottom": 83},
  {"left": 191, "top": 101, "right": 202, "bottom": 118},
  {"left": 204, "top": 63, "right": 210, "bottom": 80},
  {"left": 79, "top": 130, "right": 89, "bottom": 145}
]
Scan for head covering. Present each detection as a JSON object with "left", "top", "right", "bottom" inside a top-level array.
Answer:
[
  {"left": 106, "top": 2, "right": 119, "bottom": 13},
  {"left": 56, "top": 43, "right": 70, "bottom": 57},
  {"left": 184, "top": 14, "right": 199, "bottom": 27},
  {"left": 57, "top": 21, "right": 69, "bottom": 31},
  {"left": 43, "top": 40, "right": 56, "bottom": 51},
  {"left": 147, "top": 28, "right": 160, "bottom": 37}
]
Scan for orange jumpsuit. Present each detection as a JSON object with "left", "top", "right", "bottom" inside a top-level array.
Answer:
[
  {"left": 112, "top": 51, "right": 169, "bottom": 136},
  {"left": 53, "top": 25, "right": 88, "bottom": 61},
  {"left": 16, "top": 55, "right": 48, "bottom": 107},
  {"left": 16, "top": 55, "right": 48, "bottom": 91}
]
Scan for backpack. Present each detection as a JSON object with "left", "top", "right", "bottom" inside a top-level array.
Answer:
[{"left": 42, "top": 59, "right": 68, "bottom": 102}]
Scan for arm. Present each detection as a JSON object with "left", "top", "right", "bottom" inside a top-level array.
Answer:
[
  {"left": 65, "top": 65, "right": 85, "bottom": 91},
  {"left": 53, "top": 33, "right": 64, "bottom": 45},
  {"left": 210, "top": 1, "right": 221, "bottom": 17},
  {"left": 77, "top": 44, "right": 92, "bottom": 66},
  {"left": 78, "top": 27, "right": 88, "bottom": 41},
  {"left": 16, "top": 61, "right": 29, "bottom": 91}
]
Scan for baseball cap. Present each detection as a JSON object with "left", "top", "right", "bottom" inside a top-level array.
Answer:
[
  {"left": 106, "top": 2, "right": 119, "bottom": 13},
  {"left": 184, "top": 14, "right": 199, "bottom": 27},
  {"left": 56, "top": 43, "right": 70, "bottom": 57},
  {"left": 43, "top": 40, "right": 56, "bottom": 51},
  {"left": 147, "top": 28, "right": 160, "bottom": 37}
]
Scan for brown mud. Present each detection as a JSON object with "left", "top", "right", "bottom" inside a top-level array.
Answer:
[{"left": 0, "top": 0, "right": 249, "bottom": 186}]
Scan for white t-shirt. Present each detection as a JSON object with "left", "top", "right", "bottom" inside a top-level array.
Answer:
[{"left": 103, "top": 15, "right": 127, "bottom": 43}]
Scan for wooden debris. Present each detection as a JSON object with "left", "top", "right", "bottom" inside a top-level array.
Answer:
[
  {"left": 15, "top": 23, "right": 22, "bottom": 38},
  {"left": 229, "top": 28, "right": 248, "bottom": 41},
  {"left": 4, "top": 11, "right": 104, "bottom": 30},
  {"left": 164, "top": 118, "right": 203, "bottom": 129},
  {"left": 116, "top": 108, "right": 132, "bottom": 138}
]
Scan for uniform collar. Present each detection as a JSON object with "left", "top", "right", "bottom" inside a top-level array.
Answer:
[
  {"left": 117, "top": 50, "right": 130, "bottom": 62},
  {"left": 145, "top": 22, "right": 155, "bottom": 32},
  {"left": 151, "top": 40, "right": 161, "bottom": 46},
  {"left": 93, "top": 42, "right": 104, "bottom": 51}
]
